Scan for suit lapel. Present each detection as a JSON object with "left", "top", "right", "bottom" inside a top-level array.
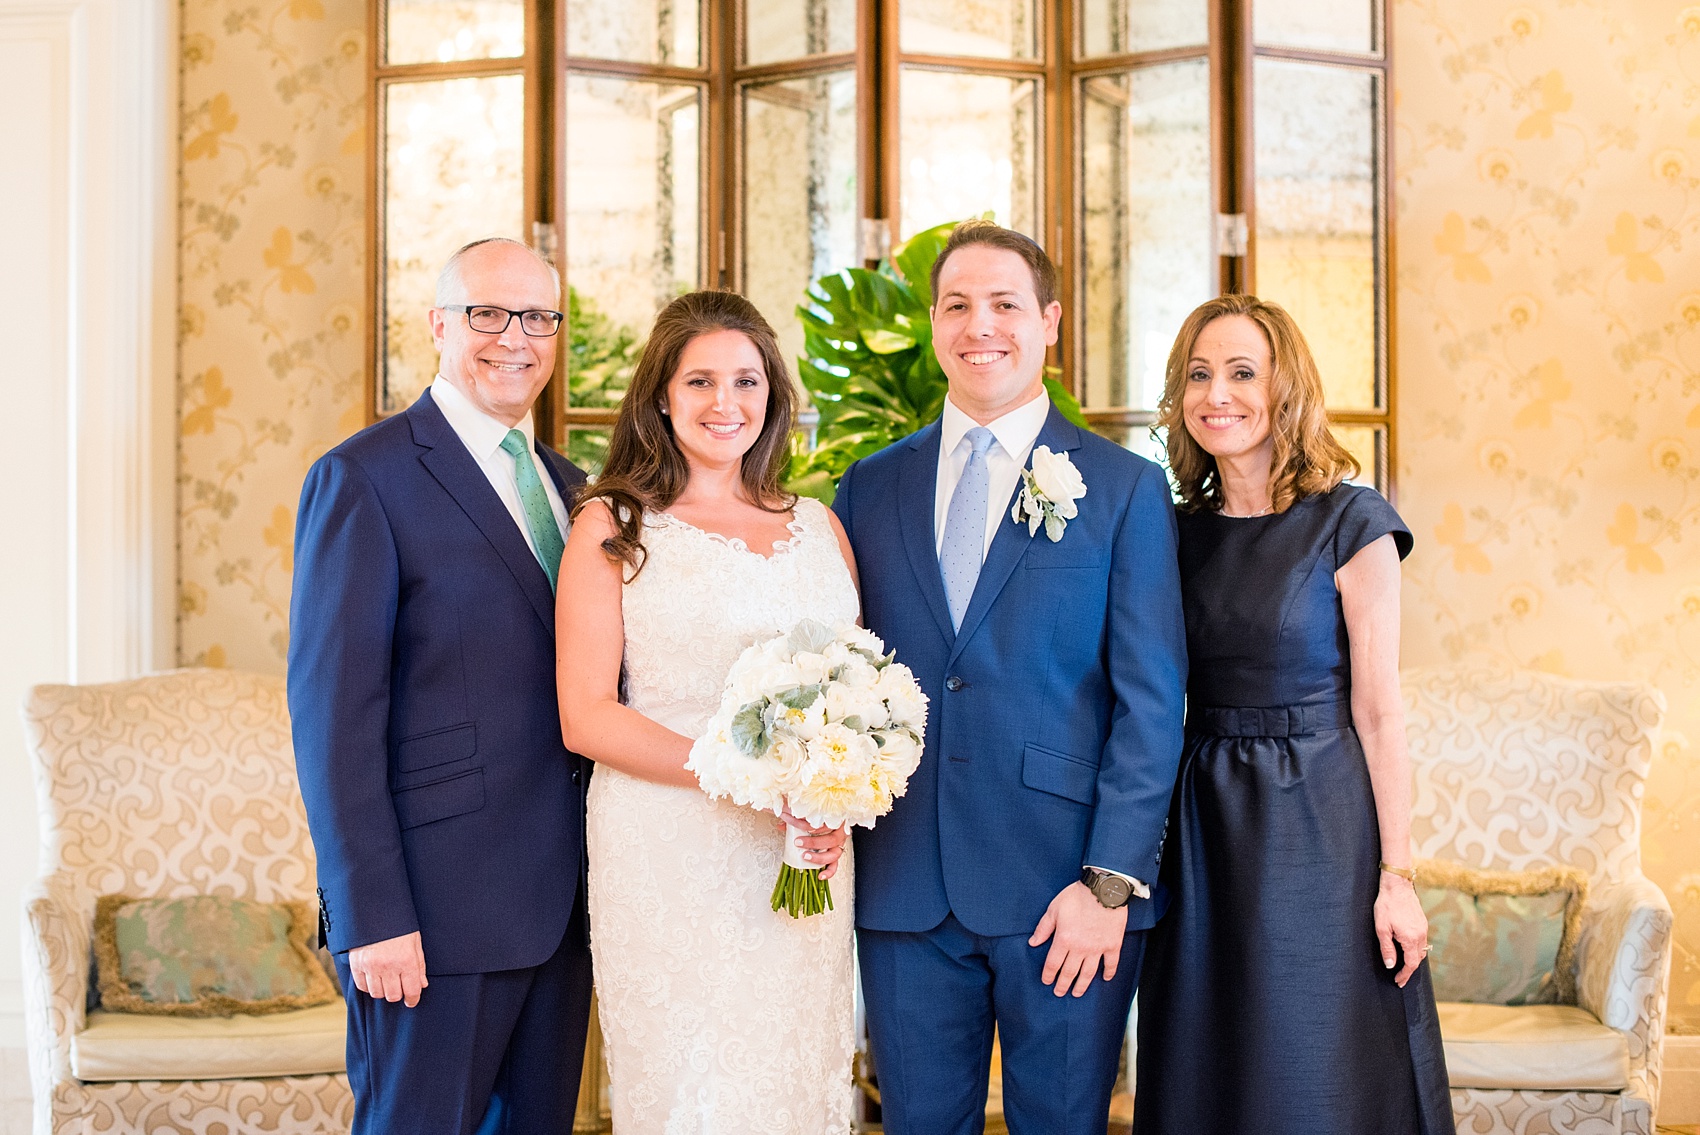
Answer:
[
  {"left": 948, "top": 405, "right": 1085, "bottom": 664},
  {"left": 898, "top": 422, "right": 956, "bottom": 647},
  {"left": 409, "top": 389, "right": 558, "bottom": 634}
]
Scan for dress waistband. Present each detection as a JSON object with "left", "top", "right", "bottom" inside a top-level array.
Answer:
[{"left": 1186, "top": 701, "right": 1352, "bottom": 738}]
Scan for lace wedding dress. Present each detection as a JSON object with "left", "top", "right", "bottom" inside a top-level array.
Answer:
[{"left": 586, "top": 497, "right": 860, "bottom": 1135}]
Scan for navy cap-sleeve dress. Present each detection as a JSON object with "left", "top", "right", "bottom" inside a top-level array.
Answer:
[{"left": 1131, "top": 484, "right": 1454, "bottom": 1135}]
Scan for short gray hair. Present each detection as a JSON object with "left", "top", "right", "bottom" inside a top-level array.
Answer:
[{"left": 434, "top": 237, "right": 561, "bottom": 307}]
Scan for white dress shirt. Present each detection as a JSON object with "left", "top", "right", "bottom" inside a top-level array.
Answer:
[
  {"left": 430, "top": 376, "right": 570, "bottom": 565},
  {"left": 933, "top": 390, "right": 1051, "bottom": 557},
  {"left": 931, "top": 388, "right": 1149, "bottom": 899}
]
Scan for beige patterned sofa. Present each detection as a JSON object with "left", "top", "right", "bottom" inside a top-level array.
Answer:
[
  {"left": 20, "top": 669, "right": 354, "bottom": 1135},
  {"left": 1405, "top": 667, "right": 1673, "bottom": 1135}
]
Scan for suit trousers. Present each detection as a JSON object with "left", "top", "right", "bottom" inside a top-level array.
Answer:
[
  {"left": 335, "top": 894, "right": 593, "bottom": 1135},
  {"left": 859, "top": 913, "right": 1144, "bottom": 1135}
]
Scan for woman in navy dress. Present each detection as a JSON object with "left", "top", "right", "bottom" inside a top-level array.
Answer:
[{"left": 1132, "top": 295, "right": 1453, "bottom": 1135}]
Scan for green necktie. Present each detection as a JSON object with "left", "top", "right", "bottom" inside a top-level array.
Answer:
[{"left": 499, "top": 429, "right": 566, "bottom": 590}]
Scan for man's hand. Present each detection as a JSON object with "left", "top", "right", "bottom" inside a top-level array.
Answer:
[
  {"left": 779, "top": 805, "right": 850, "bottom": 881},
  {"left": 1028, "top": 882, "right": 1129, "bottom": 997},
  {"left": 348, "top": 931, "right": 427, "bottom": 1007}
]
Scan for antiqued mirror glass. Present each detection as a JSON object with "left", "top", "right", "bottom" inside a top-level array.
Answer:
[
  {"left": 1253, "top": 0, "right": 1376, "bottom": 55},
  {"left": 901, "top": 0, "right": 1038, "bottom": 60},
  {"left": 1079, "top": 60, "right": 1211, "bottom": 411},
  {"left": 1253, "top": 59, "right": 1380, "bottom": 412},
  {"left": 899, "top": 69, "right": 1039, "bottom": 239},
  {"left": 1078, "top": 0, "right": 1207, "bottom": 58},
  {"left": 1333, "top": 423, "right": 1386, "bottom": 491},
  {"left": 745, "top": 0, "right": 857, "bottom": 64},
  {"left": 386, "top": 0, "right": 524, "bottom": 64},
  {"left": 567, "top": 0, "right": 700, "bottom": 66},
  {"left": 563, "top": 76, "right": 702, "bottom": 402},
  {"left": 742, "top": 71, "right": 858, "bottom": 369},
  {"left": 382, "top": 74, "right": 526, "bottom": 413}
]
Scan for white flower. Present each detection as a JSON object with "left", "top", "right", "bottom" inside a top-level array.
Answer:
[
  {"left": 826, "top": 681, "right": 889, "bottom": 730},
  {"left": 1028, "top": 446, "right": 1086, "bottom": 516},
  {"left": 767, "top": 692, "right": 826, "bottom": 741},
  {"left": 789, "top": 651, "right": 832, "bottom": 687},
  {"left": 875, "top": 662, "right": 930, "bottom": 732},
  {"left": 1012, "top": 446, "right": 1087, "bottom": 543}
]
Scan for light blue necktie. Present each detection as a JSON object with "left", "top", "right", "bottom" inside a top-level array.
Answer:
[
  {"left": 940, "top": 427, "right": 997, "bottom": 630},
  {"left": 499, "top": 429, "right": 566, "bottom": 591}
]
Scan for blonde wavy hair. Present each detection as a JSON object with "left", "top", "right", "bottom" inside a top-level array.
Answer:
[{"left": 1156, "top": 294, "right": 1360, "bottom": 514}]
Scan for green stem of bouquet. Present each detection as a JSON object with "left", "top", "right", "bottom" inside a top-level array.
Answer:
[{"left": 771, "top": 864, "right": 834, "bottom": 918}]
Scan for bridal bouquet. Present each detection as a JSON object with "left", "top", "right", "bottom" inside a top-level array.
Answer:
[{"left": 686, "top": 619, "right": 929, "bottom": 918}]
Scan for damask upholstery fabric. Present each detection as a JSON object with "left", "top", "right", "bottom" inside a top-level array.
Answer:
[
  {"left": 1404, "top": 667, "right": 1672, "bottom": 1135},
  {"left": 20, "top": 669, "right": 354, "bottom": 1135},
  {"left": 1417, "top": 860, "right": 1588, "bottom": 1005},
  {"left": 1438, "top": 1003, "right": 1629, "bottom": 1090},
  {"left": 71, "top": 1002, "right": 347, "bottom": 1081},
  {"left": 94, "top": 894, "right": 338, "bottom": 1016}
]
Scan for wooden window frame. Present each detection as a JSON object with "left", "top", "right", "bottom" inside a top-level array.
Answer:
[{"left": 367, "top": 0, "right": 1396, "bottom": 494}]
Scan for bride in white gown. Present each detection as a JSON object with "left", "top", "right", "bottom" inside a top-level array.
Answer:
[{"left": 556, "top": 291, "right": 860, "bottom": 1134}]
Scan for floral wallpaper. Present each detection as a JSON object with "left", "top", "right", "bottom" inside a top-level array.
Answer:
[
  {"left": 1393, "top": 0, "right": 1700, "bottom": 1029},
  {"left": 174, "top": 0, "right": 1700, "bottom": 1031},
  {"left": 178, "top": 0, "right": 366, "bottom": 673}
]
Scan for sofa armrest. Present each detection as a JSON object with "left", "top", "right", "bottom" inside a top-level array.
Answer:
[
  {"left": 20, "top": 875, "right": 91, "bottom": 1099},
  {"left": 1574, "top": 873, "right": 1673, "bottom": 1109}
]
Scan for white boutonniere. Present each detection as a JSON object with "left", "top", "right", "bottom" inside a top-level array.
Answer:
[{"left": 1012, "top": 446, "right": 1087, "bottom": 542}]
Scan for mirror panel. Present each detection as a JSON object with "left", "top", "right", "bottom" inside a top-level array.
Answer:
[
  {"left": 1079, "top": 60, "right": 1212, "bottom": 411},
  {"left": 566, "top": 0, "right": 700, "bottom": 66},
  {"left": 1253, "top": 0, "right": 1376, "bottom": 55},
  {"left": 1079, "top": 0, "right": 1207, "bottom": 58},
  {"left": 899, "top": 69, "right": 1040, "bottom": 239},
  {"left": 901, "top": 0, "right": 1038, "bottom": 61},
  {"left": 563, "top": 76, "right": 703, "bottom": 402},
  {"left": 745, "top": 0, "right": 857, "bottom": 64},
  {"left": 386, "top": 0, "right": 524, "bottom": 64},
  {"left": 742, "top": 71, "right": 859, "bottom": 371},
  {"left": 381, "top": 74, "right": 526, "bottom": 414},
  {"left": 1253, "top": 59, "right": 1381, "bottom": 412}
]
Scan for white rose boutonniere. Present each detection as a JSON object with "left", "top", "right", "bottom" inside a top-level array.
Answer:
[{"left": 1012, "top": 446, "right": 1087, "bottom": 542}]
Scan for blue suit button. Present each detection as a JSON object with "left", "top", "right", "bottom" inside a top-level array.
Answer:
[
  {"left": 945, "top": 676, "right": 964, "bottom": 692},
  {"left": 571, "top": 770, "right": 582, "bottom": 784}
]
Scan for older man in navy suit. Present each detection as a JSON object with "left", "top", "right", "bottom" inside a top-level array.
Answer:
[
  {"left": 288, "top": 238, "right": 591, "bottom": 1134},
  {"left": 833, "top": 221, "right": 1187, "bottom": 1134}
]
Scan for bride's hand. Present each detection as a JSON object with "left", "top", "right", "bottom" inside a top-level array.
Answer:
[{"left": 778, "top": 807, "right": 850, "bottom": 880}]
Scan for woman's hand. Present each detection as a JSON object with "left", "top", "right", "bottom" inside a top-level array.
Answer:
[
  {"left": 778, "top": 806, "right": 850, "bottom": 880},
  {"left": 1375, "top": 871, "right": 1429, "bottom": 987}
]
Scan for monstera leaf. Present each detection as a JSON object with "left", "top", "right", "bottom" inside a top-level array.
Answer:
[{"left": 788, "top": 218, "right": 1088, "bottom": 504}]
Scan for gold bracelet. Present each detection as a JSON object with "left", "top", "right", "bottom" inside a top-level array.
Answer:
[{"left": 1379, "top": 862, "right": 1416, "bottom": 882}]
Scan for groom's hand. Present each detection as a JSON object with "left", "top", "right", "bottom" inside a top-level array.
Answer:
[
  {"left": 348, "top": 931, "right": 428, "bottom": 1007},
  {"left": 1029, "top": 883, "right": 1129, "bottom": 997}
]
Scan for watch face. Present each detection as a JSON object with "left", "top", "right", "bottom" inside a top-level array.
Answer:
[{"left": 1097, "top": 876, "right": 1132, "bottom": 907}]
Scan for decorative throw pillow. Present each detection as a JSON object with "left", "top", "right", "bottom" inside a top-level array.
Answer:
[
  {"left": 94, "top": 894, "right": 339, "bottom": 1017},
  {"left": 1415, "top": 860, "right": 1587, "bottom": 1006}
]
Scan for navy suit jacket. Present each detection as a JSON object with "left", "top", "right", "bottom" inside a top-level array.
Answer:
[
  {"left": 833, "top": 405, "right": 1187, "bottom": 937},
  {"left": 287, "top": 387, "right": 588, "bottom": 976}
]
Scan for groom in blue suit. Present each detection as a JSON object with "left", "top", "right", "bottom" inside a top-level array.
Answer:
[
  {"left": 834, "top": 221, "right": 1187, "bottom": 1134},
  {"left": 289, "top": 238, "right": 591, "bottom": 1133}
]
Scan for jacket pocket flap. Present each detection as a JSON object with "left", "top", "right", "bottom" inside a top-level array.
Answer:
[
  {"left": 393, "top": 768, "right": 485, "bottom": 830},
  {"left": 1021, "top": 744, "right": 1097, "bottom": 806},
  {"left": 395, "top": 723, "right": 476, "bottom": 773}
]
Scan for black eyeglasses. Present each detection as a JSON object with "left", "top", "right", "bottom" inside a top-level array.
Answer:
[{"left": 444, "top": 304, "right": 564, "bottom": 337}]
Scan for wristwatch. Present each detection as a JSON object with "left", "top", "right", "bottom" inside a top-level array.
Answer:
[{"left": 1080, "top": 867, "right": 1133, "bottom": 910}]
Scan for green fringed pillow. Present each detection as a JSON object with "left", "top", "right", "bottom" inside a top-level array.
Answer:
[
  {"left": 1415, "top": 860, "right": 1588, "bottom": 1006},
  {"left": 93, "top": 894, "right": 339, "bottom": 1017}
]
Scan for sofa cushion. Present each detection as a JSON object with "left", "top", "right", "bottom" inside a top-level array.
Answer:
[
  {"left": 1417, "top": 860, "right": 1587, "bottom": 1005},
  {"left": 1438, "top": 1002, "right": 1628, "bottom": 1091},
  {"left": 71, "top": 1002, "right": 346, "bottom": 1082}
]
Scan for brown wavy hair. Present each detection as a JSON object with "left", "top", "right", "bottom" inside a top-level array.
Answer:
[
  {"left": 571, "top": 290, "right": 798, "bottom": 577},
  {"left": 1156, "top": 294, "right": 1360, "bottom": 514}
]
